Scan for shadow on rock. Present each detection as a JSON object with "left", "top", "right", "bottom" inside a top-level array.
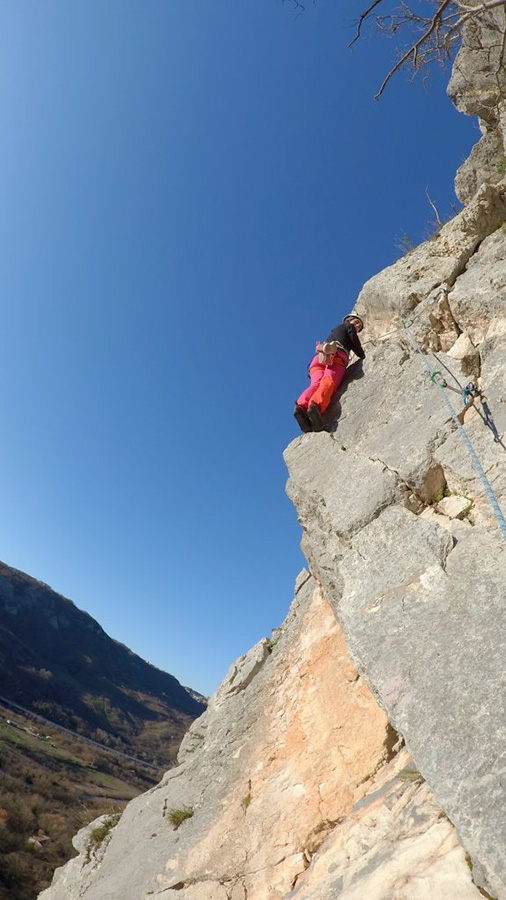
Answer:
[{"left": 324, "top": 359, "right": 365, "bottom": 433}]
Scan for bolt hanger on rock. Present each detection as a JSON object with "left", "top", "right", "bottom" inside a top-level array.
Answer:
[{"left": 403, "top": 321, "right": 506, "bottom": 542}]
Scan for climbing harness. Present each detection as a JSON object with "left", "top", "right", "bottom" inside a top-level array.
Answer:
[
  {"left": 315, "top": 340, "right": 348, "bottom": 366},
  {"left": 403, "top": 322, "right": 506, "bottom": 542}
]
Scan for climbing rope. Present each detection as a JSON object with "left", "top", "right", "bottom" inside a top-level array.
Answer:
[
  {"left": 402, "top": 322, "right": 506, "bottom": 542},
  {"left": 363, "top": 296, "right": 504, "bottom": 449},
  {"left": 430, "top": 351, "right": 506, "bottom": 451}
]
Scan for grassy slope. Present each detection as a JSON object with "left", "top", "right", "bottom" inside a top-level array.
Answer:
[
  {"left": 0, "top": 704, "right": 161, "bottom": 900},
  {"left": 0, "top": 561, "right": 207, "bottom": 898}
]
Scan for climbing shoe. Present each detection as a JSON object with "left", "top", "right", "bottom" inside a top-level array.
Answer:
[
  {"left": 308, "top": 402, "right": 324, "bottom": 432},
  {"left": 293, "top": 404, "right": 312, "bottom": 433}
]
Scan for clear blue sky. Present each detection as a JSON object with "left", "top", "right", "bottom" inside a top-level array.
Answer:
[{"left": 0, "top": 1, "right": 477, "bottom": 696}]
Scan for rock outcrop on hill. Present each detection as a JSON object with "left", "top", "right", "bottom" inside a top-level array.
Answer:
[{"left": 38, "top": 9, "right": 506, "bottom": 900}]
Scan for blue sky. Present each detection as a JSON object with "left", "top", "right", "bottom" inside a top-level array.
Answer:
[{"left": 0, "top": 1, "right": 477, "bottom": 696}]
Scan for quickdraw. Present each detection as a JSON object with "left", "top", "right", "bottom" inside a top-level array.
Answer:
[
  {"left": 403, "top": 323, "right": 506, "bottom": 542},
  {"left": 431, "top": 355, "right": 505, "bottom": 450}
]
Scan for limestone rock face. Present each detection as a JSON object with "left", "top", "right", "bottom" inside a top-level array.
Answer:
[
  {"left": 37, "top": 576, "right": 386, "bottom": 899},
  {"left": 38, "top": 577, "right": 480, "bottom": 900},
  {"left": 353, "top": 181, "right": 506, "bottom": 342},
  {"left": 284, "top": 45, "right": 506, "bottom": 893},
  {"left": 286, "top": 758, "right": 481, "bottom": 900},
  {"left": 448, "top": 10, "right": 506, "bottom": 125},
  {"left": 448, "top": 8, "right": 506, "bottom": 204},
  {"left": 454, "top": 128, "right": 504, "bottom": 205},
  {"left": 39, "top": 10, "right": 506, "bottom": 900},
  {"left": 282, "top": 19, "right": 506, "bottom": 897}
]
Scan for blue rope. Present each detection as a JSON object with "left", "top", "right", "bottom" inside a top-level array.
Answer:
[{"left": 403, "top": 323, "right": 506, "bottom": 541}]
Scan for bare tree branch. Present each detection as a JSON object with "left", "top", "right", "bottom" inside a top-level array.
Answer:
[
  {"left": 283, "top": 0, "right": 506, "bottom": 96},
  {"left": 374, "top": 0, "right": 454, "bottom": 98},
  {"left": 349, "top": 0, "right": 385, "bottom": 48},
  {"left": 425, "top": 188, "right": 443, "bottom": 227},
  {"left": 350, "top": 0, "right": 506, "bottom": 97},
  {"left": 282, "top": 0, "right": 307, "bottom": 16}
]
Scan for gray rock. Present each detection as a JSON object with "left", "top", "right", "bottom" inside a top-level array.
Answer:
[
  {"left": 214, "top": 638, "right": 271, "bottom": 699},
  {"left": 43, "top": 569, "right": 472, "bottom": 900},
  {"left": 455, "top": 127, "right": 504, "bottom": 204},
  {"left": 287, "top": 425, "right": 506, "bottom": 899},
  {"left": 38, "top": 575, "right": 320, "bottom": 900},
  {"left": 436, "top": 494, "right": 472, "bottom": 519},
  {"left": 354, "top": 182, "right": 506, "bottom": 343},
  {"left": 38, "top": 10, "right": 506, "bottom": 900},
  {"left": 285, "top": 213, "right": 506, "bottom": 897},
  {"left": 446, "top": 229, "right": 506, "bottom": 344},
  {"left": 448, "top": 11, "right": 506, "bottom": 125},
  {"left": 286, "top": 777, "right": 483, "bottom": 900}
]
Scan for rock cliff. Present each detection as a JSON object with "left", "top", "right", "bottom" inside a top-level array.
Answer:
[
  {"left": 38, "top": 575, "right": 484, "bottom": 900},
  {"left": 38, "top": 10, "right": 506, "bottom": 900}
]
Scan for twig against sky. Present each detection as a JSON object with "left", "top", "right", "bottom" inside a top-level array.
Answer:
[
  {"left": 282, "top": 0, "right": 314, "bottom": 16},
  {"left": 425, "top": 187, "right": 443, "bottom": 226},
  {"left": 349, "top": 0, "right": 386, "bottom": 46}
]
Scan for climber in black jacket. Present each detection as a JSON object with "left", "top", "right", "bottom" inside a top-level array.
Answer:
[{"left": 294, "top": 314, "right": 365, "bottom": 433}]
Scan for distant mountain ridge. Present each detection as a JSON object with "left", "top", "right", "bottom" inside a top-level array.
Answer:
[{"left": 0, "top": 560, "right": 206, "bottom": 766}]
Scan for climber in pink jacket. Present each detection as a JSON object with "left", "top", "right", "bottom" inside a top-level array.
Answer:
[{"left": 294, "top": 315, "right": 364, "bottom": 433}]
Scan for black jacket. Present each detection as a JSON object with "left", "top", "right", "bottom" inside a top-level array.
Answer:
[{"left": 325, "top": 322, "right": 365, "bottom": 359}]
